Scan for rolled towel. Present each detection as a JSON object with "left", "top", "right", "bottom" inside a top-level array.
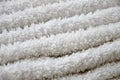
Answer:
[
  {"left": 0, "top": 0, "right": 119, "bottom": 32},
  {"left": 0, "top": 22, "right": 120, "bottom": 65},
  {"left": 0, "top": 39, "right": 120, "bottom": 80},
  {"left": 0, "top": 7, "right": 120, "bottom": 45}
]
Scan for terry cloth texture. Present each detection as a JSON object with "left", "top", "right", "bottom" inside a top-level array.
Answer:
[{"left": 0, "top": 0, "right": 120, "bottom": 80}]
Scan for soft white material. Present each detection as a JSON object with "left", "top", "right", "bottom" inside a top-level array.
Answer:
[
  {"left": 58, "top": 62, "right": 120, "bottom": 80},
  {"left": 0, "top": 0, "right": 10, "bottom": 2},
  {"left": 0, "top": 39, "right": 120, "bottom": 80},
  {"left": 0, "top": 0, "right": 70, "bottom": 15},
  {"left": 0, "top": 22, "right": 120, "bottom": 65},
  {"left": 0, "top": 0, "right": 120, "bottom": 80},
  {"left": 0, "top": 0, "right": 119, "bottom": 32},
  {"left": 0, "top": 7, "right": 120, "bottom": 45}
]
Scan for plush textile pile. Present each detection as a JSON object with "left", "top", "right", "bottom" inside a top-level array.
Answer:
[{"left": 0, "top": 0, "right": 120, "bottom": 80}]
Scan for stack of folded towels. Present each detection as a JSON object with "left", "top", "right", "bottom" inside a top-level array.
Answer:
[{"left": 0, "top": 0, "right": 120, "bottom": 80}]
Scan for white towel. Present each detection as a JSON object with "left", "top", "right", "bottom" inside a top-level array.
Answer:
[{"left": 0, "top": 0, "right": 120, "bottom": 80}]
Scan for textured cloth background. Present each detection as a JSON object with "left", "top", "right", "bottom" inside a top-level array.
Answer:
[{"left": 0, "top": 0, "right": 120, "bottom": 80}]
